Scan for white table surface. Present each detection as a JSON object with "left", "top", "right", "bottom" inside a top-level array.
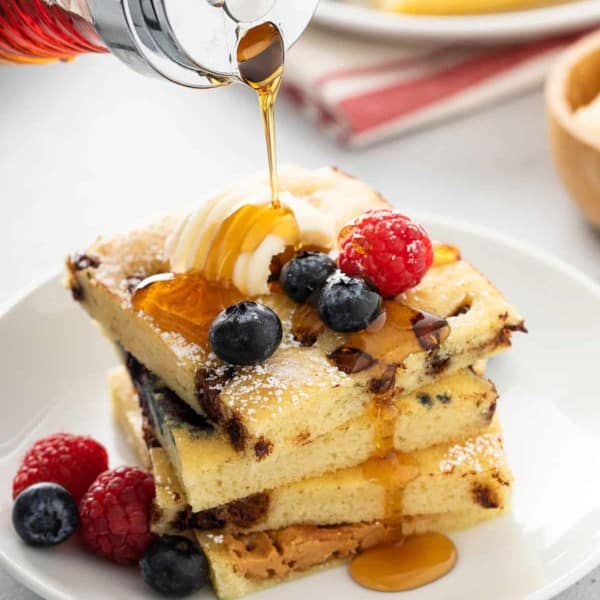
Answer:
[{"left": 1, "top": 47, "right": 599, "bottom": 600}]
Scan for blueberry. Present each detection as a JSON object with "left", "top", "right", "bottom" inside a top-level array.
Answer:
[
  {"left": 318, "top": 273, "right": 382, "bottom": 333},
  {"left": 280, "top": 251, "right": 336, "bottom": 303},
  {"left": 12, "top": 483, "right": 79, "bottom": 547},
  {"left": 140, "top": 535, "right": 209, "bottom": 597},
  {"left": 209, "top": 301, "right": 282, "bottom": 366}
]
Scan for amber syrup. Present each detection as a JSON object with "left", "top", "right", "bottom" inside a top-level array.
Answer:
[
  {"left": 350, "top": 533, "right": 457, "bottom": 592},
  {"left": 339, "top": 296, "right": 455, "bottom": 589},
  {"left": 237, "top": 22, "right": 285, "bottom": 209},
  {"left": 433, "top": 243, "right": 461, "bottom": 266}
]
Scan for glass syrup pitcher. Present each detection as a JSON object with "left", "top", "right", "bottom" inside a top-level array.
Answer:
[{"left": 0, "top": 0, "right": 318, "bottom": 88}]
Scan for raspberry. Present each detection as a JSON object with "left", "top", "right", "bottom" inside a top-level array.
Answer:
[
  {"left": 13, "top": 433, "right": 108, "bottom": 503},
  {"left": 338, "top": 209, "right": 434, "bottom": 297},
  {"left": 79, "top": 467, "right": 155, "bottom": 564}
]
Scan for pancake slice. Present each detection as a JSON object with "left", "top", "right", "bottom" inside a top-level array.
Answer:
[{"left": 111, "top": 361, "right": 502, "bottom": 513}]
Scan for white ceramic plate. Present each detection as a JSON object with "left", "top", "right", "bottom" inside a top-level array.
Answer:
[
  {"left": 1, "top": 215, "right": 600, "bottom": 600},
  {"left": 314, "top": 0, "right": 600, "bottom": 43}
]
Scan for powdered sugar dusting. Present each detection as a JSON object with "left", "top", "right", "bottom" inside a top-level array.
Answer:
[
  {"left": 279, "top": 314, "right": 302, "bottom": 351},
  {"left": 439, "top": 432, "right": 503, "bottom": 474},
  {"left": 160, "top": 331, "right": 205, "bottom": 365},
  {"left": 221, "top": 350, "right": 350, "bottom": 422}
]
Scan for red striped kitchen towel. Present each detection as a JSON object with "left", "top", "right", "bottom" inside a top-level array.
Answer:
[{"left": 284, "top": 28, "right": 581, "bottom": 147}]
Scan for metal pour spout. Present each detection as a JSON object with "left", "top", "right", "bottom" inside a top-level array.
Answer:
[{"left": 83, "top": 0, "right": 319, "bottom": 88}]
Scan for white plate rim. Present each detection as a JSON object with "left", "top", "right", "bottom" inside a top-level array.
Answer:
[
  {"left": 314, "top": 0, "right": 600, "bottom": 43},
  {"left": 1, "top": 213, "right": 600, "bottom": 600}
]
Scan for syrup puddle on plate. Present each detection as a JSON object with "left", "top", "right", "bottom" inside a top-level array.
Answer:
[{"left": 350, "top": 532, "right": 458, "bottom": 592}]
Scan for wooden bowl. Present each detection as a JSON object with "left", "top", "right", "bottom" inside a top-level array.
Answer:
[{"left": 546, "top": 30, "right": 600, "bottom": 228}]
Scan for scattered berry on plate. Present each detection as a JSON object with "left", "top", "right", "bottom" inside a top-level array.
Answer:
[
  {"left": 13, "top": 433, "right": 108, "bottom": 503},
  {"left": 140, "top": 535, "right": 209, "bottom": 597},
  {"left": 79, "top": 466, "right": 155, "bottom": 564},
  {"left": 280, "top": 251, "right": 336, "bottom": 303},
  {"left": 317, "top": 272, "right": 382, "bottom": 333},
  {"left": 338, "top": 209, "right": 434, "bottom": 297},
  {"left": 12, "top": 482, "right": 79, "bottom": 547},
  {"left": 209, "top": 301, "right": 282, "bottom": 366}
]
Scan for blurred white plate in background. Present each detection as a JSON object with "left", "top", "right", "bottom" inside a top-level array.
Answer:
[{"left": 315, "top": 0, "right": 600, "bottom": 43}]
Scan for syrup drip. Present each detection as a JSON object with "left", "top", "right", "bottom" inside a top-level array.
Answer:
[
  {"left": 362, "top": 404, "right": 420, "bottom": 521},
  {"left": 350, "top": 533, "right": 457, "bottom": 592},
  {"left": 328, "top": 301, "right": 450, "bottom": 373},
  {"left": 237, "top": 22, "right": 285, "bottom": 209},
  {"left": 433, "top": 243, "right": 461, "bottom": 266},
  {"left": 132, "top": 272, "right": 243, "bottom": 349},
  {"left": 361, "top": 362, "right": 420, "bottom": 522},
  {"left": 352, "top": 297, "right": 454, "bottom": 589},
  {"left": 354, "top": 395, "right": 455, "bottom": 592}
]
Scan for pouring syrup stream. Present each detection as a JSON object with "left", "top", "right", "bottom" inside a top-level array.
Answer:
[{"left": 237, "top": 22, "right": 285, "bottom": 209}]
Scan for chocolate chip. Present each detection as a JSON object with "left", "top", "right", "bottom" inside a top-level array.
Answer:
[
  {"left": 483, "top": 398, "right": 497, "bottom": 423},
  {"left": 195, "top": 367, "right": 236, "bottom": 424},
  {"left": 496, "top": 327, "right": 513, "bottom": 346},
  {"left": 223, "top": 493, "right": 270, "bottom": 528},
  {"left": 471, "top": 483, "right": 499, "bottom": 509},
  {"left": 509, "top": 321, "right": 528, "bottom": 334},
  {"left": 368, "top": 365, "right": 397, "bottom": 395},
  {"left": 426, "top": 351, "right": 451, "bottom": 376},
  {"left": 225, "top": 416, "right": 248, "bottom": 452},
  {"left": 65, "top": 256, "right": 85, "bottom": 301},
  {"left": 254, "top": 438, "right": 273, "bottom": 460},
  {"left": 184, "top": 493, "right": 270, "bottom": 530},
  {"left": 497, "top": 321, "right": 528, "bottom": 346},
  {"left": 411, "top": 311, "right": 449, "bottom": 351},
  {"left": 449, "top": 299, "right": 472, "bottom": 318},
  {"left": 328, "top": 347, "right": 375, "bottom": 374},
  {"left": 73, "top": 253, "right": 100, "bottom": 270},
  {"left": 70, "top": 282, "right": 84, "bottom": 302},
  {"left": 187, "top": 507, "right": 223, "bottom": 531},
  {"left": 491, "top": 472, "right": 511, "bottom": 487}
]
